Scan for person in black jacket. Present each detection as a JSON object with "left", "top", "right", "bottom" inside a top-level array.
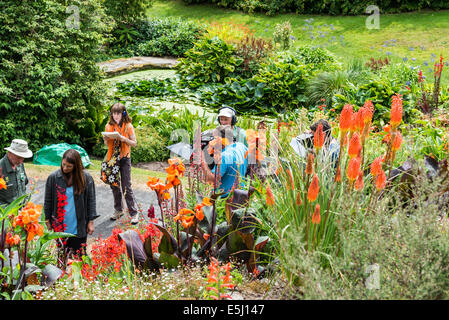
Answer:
[{"left": 44, "top": 149, "right": 98, "bottom": 256}]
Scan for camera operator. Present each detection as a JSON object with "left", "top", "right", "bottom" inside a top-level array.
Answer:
[
  {"left": 290, "top": 119, "right": 340, "bottom": 167},
  {"left": 217, "top": 107, "right": 247, "bottom": 147}
]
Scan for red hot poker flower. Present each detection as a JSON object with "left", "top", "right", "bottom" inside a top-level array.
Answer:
[
  {"left": 311, "top": 203, "right": 321, "bottom": 224},
  {"left": 348, "top": 132, "right": 361, "bottom": 159},
  {"left": 390, "top": 94, "right": 403, "bottom": 130},
  {"left": 307, "top": 174, "right": 320, "bottom": 202},
  {"left": 375, "top": 169, "right": 387, "bottom": 191},
  {"left": 370, "top": 156, "right": 383, "bottom": 177},
  {"left": 339, "top": 104, "right": 353, "bottom": 134},
  {"left": 313, "top": 123, "right": 324, "bottom": 151},
  {"left": 346, "top": 157, "right": 361, "bottom": 182}
]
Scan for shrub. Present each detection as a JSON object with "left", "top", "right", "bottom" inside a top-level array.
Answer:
[
  {"left": 294, "top": 45, "right": 341, "bottom": 74},
  {"left": 103, "top": 0, "right": 153, "bottom": 24},
  {"left": 181, "top": 0, "right": 449, "bottom": 15},
  {"left": 176, "top": 37, "right": 243, "bottom": 88},
  {"left": 0, "top": 0, "right": 111, "bottom": 153},
  {"left": 234, "top": 36, "right": 274, "bottom": 77},
  {"left": 109, "top": 17, "right": 205, "bottom": 57},
  {"left": 132, "top": 126, "right": 169, "bottom": 162},
  {"left": 273, "top": 21, "right": 293, "bottom": 50}
]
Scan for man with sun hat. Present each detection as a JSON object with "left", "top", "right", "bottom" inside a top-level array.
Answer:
[{"left": 0, "top": 139, "right": 33, "bottom": 206}]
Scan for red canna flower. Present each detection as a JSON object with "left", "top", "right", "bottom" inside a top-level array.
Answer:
[
  {"left": 339, "top": 104, "right": 353, "bottom": 134},
  {"left": 375, "top": 169, "right": 387, "bottom": 191},
  {"left": 311, "top": 203, "right": 321, "bottom": 224},
  {"left": 390, "top": 94, "right": 403, "bottom": 130},
  {"left": 348, "top": 132, "right": 361, "bottom": 159},
  {"left": 370, "top": 156, "right": 383, "bottom": 177},
  {"left": 313, "top": 123, "right": 324, "bottom": 150},
  {"left": 346, "top": 157, "right": 361, "bottom": 182},
  {"left": 307, "top": 174, "right": 319, "bottom": 202}
]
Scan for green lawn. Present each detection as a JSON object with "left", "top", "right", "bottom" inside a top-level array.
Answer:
[{"left": 148, "top": 0, "right": 449, "bottom": 84}]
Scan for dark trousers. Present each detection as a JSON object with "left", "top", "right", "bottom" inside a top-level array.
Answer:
[
  {"left": 110, "top": 157, "right": 138, "bottom": 216},
  {"left": 66, "top": 236, "right": 87, "bottom": 257}
]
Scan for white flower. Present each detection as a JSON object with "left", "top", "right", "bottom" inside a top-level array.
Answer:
[
  {"left": 112, "top": 166, "right": 119, "bottom": 174},
  {"left": 108, "top": 175, "right": 115, "bottom": 183}
]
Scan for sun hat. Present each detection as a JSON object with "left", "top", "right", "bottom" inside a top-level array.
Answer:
[
  {"left": 217, "top": 107, "right": 235, "bottom": 118},
  {"left": 4, "top": 139, "right": 33, "bottom": 158}
]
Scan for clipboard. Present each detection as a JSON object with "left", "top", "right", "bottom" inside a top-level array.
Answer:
[{"left": 101, "top": 131, "right": 121, "bottom": 139}]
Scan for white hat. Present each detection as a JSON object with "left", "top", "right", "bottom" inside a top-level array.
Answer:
[
  {"left": 217, "top": 107, "right": 235, "bottom": 118},
  {"left": 5, "top": 139, "right": 33, "bottom": 158}
]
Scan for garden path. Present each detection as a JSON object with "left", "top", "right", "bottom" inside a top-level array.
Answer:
[{"left": 29, "top": 180, "right": 161, "bottom": 239}]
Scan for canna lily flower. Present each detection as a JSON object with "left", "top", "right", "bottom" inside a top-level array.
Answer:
[
  {"left": 355, "top": 172, "right": 364, "bottom": 190},
  {"left": 5, "top": 233, "right": 20, "bottom": 246},
  {"left": 26, "top": 222, "right": 44, "bottom": 242},
  {"left": 348, "top": 132, "right": 361, "bottom": 159},
  {"left": 166, "top": 158, "right": 185, "bottom": 188},
  {"left": 0, "top": 177, "right": 6, "bottom": 190},
  {"left": 375, "top": 169, "right": 387, "bottom": 191},
  {"left": 307, "top": 174, "right": 319, "bottom": 202},
  {"left": 147, "top": 177, "right": 167, "bottom": 193},
  {"left": 339, "top": 104, "right": 353, "bottom": 134},
  {"left": 266, "top": 184, "right": 275, "bottom": 206},
  {"left": 370, "top": 156, "right": 383, "bottom": 177},
  {"left": 390, "top": 94, "right": 403, "bottom": 130},
  {"left": 346, "top": 157, "right": 361, "bottom": 182},
  {"left": 311, "top": 203, "right": 321, "bottom": 224},
  {"left": 313, "top": 123, "right": 324, "bottom": 150},
  {"left": 174, "top": 208, "right": 195, "bottom": 228}
]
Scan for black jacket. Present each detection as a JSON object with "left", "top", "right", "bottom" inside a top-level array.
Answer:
[{"left": 44, "top": 169, "right": 99, "bottom": 238}]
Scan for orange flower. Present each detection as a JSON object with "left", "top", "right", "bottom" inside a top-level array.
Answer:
[
  {"left": 392, "top": 131, "right": 403, "bottom": 152},
  {"left": 307, "top": 174, "right": 319, "bottom": 202},
  {"left": 390, "top": 94, "right": 403, "bottom": 130},
  {"left": 286, "top": 169, "right": 294, "bottom": 190},
  {"left": 147, "top": 177, "right": 167, "bottom": 193},
  {"left": 246, "top": 129, "right": 267, "bottom": 161},
  {"left": 5, "top": 233, "right": 20, "bottom": 246},
  {"left": 363, "top": 100, "right": 374, "bottom": 119},
  {"left": 370, "top": 156, "right": 383, "bottom": 177},
  {"left": 174, "top": 208, "right": 195, "bottom": 228},
  {"left": 313, "top": 123, "right": 324, "bottom": 150},
  {"left": 335, "top": 166, "right": 341, "bottom": 183},
  {"left": 165, "top": 158, "right": 185, "bottom": 188},
  {"left": 311, "top": 203, "right": 321, "bottom": 224},
  {"left": 203, "top": 233, "right": 210, "bottom": 241},
  {"left": 26, "top": 222, "right": 44, "bottom": 242},
  {"left": 266, "top": 184, "right": 275, "bottom": 206},
  {"left": 346, "top": 157, "right": 361, "bottom": 182},
  {"left": 202, "top": 197, "right": 212, "bottom": 206},
  {"left": 0, "top": 177, "right": 6, "bottom": 190},
  {"left": 355, "top": 172, "right": 364, "bottom": 190},
  {"left": 13, "top": 202, "right": 42, "bottom": 228},
  {"left": 375, "top": 169, "right": 387, "bottom": 191},
  {"left": 305, "top": 153, "right": 314, "bottom": 175},
  {"left": 339, "top": 104, "right": 353, "bottom": 134},
  {"left": 296, "top": 191, "right": 302, "bottom": 206},
  {"left": 348, "top": 132, "right": 361, "bottom": 159}
]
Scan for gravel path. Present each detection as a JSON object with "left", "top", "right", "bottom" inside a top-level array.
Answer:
[{"left": 30, "top": 180, "right": 162, "bottom": 239}]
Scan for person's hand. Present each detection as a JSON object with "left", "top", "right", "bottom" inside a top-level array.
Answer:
[
  {"left": 117, "top": 134, "right": 126, "bottom": 142},
  {"left": 87, "top": 221, "right": 94, "bottom": 235},
  {"left": 45, "top": 220, "right": 52, "bottom": 231}
]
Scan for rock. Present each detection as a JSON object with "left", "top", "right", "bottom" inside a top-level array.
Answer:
[{"left": 98, "top": 56, "right": 179, "bottom": 77}]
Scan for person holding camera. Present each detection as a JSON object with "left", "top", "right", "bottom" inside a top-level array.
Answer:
[
  {"left": 217, "top": 107, "right": 248, "bottom": 147},
  {"left": 290, "top": 119, "right": 340, "bottom": 166}
]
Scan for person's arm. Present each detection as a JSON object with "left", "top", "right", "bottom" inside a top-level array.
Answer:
[
  {"left": 201, "top": 159, "right": 216, "bottom": 185},
  {"left": 44, "top": 174, "right": 54, "bottom": 230},
  {"left": 118, "top": 123, "right": 137, "bottom": 148},
  {"left": 85, "top": 173, "right": 97, "bottom": 235}
]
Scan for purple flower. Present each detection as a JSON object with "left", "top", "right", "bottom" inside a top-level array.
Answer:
[
  {"left": 403, "top": 57, "right": 408, "bottom": 62},
  {"left": 409, "top": 47, "right": 414, "bottom": 51},
  {"left": 423, "top": 61, "right": 429, "bottom": 66},
  {"left": 406, "top": 81, "right": 411, "bottom": 86}
]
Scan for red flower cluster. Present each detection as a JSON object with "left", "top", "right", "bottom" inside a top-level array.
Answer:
[
  {"left": 54, "top": 186, "right": 67, "bottom": 233},
  {"left": 81, "top": 228, "right": 127, "bottom": 281}
]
